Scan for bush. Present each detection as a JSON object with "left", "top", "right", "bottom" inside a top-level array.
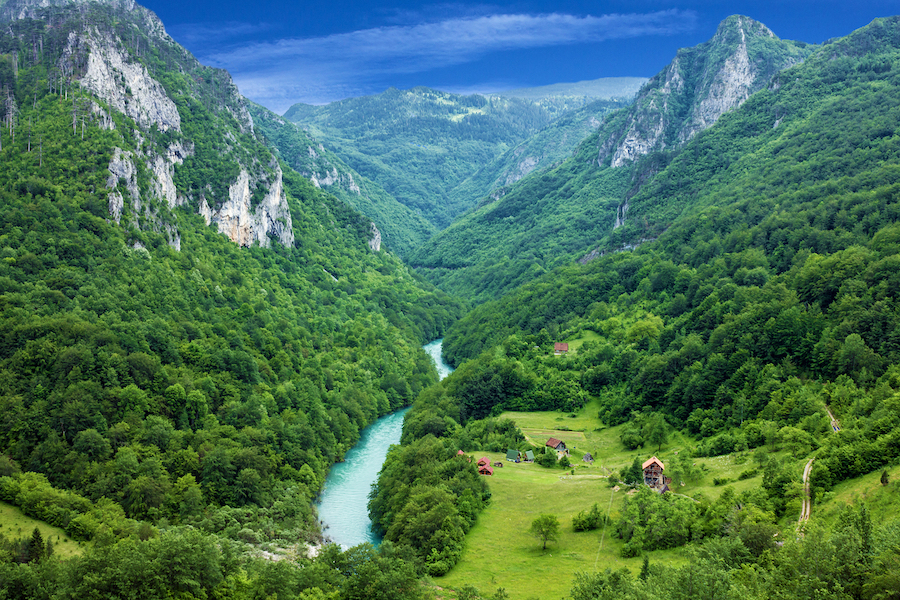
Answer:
[{"left": 572, "top": 503, "right": 606, "bottom": 532}]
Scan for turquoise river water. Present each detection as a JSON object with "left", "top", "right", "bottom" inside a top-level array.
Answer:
[{"left": 316, "top": 339, "right": 454, "bottom": 548}]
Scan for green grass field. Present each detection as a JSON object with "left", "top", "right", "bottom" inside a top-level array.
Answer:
[
  {"left": 815, "top": 463, "right": 900, "bottom": 526},
  {"left": 0, "top": 501, "right": 81, "bottom": 559},
  {"left": 435, "top": 400, "right": 782, "bottom": 599}
]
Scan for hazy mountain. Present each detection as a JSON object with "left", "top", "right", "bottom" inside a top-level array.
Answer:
[
  {"left": 283, "top": 86, "right": 636, "bottom": 232},
  {"left": 409, "top": 16, "right": 814, "bottom": 304},
  {"left": 490, "top": 76, "right": 648, "bottom": 103}
]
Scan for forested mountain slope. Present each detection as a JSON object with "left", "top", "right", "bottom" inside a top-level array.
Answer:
[
  {"left": 410, "top": 16, "right": 813, "bottom": 304},
  {"left": 247, "top": 102, "right": 437, "bottom": 257},
  {"left": 441, "top": 13, "right": 900, "bottom": 443},
  {"left": 375, "top": 17, "right": 900, "bottom": 594},
  {"left": 283, "top": 86, "right": 633, "bottom": 231},
  {"left": 0, "top": 1, "right": 463, "bottom": 591}
]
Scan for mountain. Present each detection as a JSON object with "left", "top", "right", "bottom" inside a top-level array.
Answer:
[
  {"left": 283, "top": 86, "right": 631, "bottom": 231},
  {"left": 0, "top": 0, "right": 463, "bottom": 574},
  {"left": 490, "top": 76, "right": 648, "bottom": 103},
  {"left": 409, "top": 16, "right": 814, "bottom": 304},
  {"left": 247, "top": 102, "right": 437, "bottom": 257},
  {"left": 443, "top": 12, "right": 900, "bottom": 393}
]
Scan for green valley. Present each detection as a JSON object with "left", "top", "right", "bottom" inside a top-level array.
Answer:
[{"left": 1, "top": 1, "right": 900, "bottom": 599}]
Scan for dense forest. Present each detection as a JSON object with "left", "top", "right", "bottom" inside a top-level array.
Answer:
[
  {"left": 3, "top": 1, "right": 900, "bottom": 598},
  {"left": 284, "top": 88, "right": 631, "bottom": 232},
  {"left": 440, "top": 16, "right": 900, "bottom": 468},
  {"left": 0, "top": 1, "right": 463, "bottom": 596},
  {"left": 409, "top": 16, "right": 815, "bottom": 304}
]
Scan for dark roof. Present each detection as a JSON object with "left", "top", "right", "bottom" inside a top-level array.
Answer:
[{"left": 546, "top": 437, "right": 564, "bottom": 448}]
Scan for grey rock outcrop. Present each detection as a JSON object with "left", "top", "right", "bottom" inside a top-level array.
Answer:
[
  {"left": 75, "top": 30, "right": 181, "bottom": 132},
  {"left": 600, "top": 16, "right": 811, "bottom": 169},
  {"left": 199, "top": 166, "right": 294, "bottom": 248}
]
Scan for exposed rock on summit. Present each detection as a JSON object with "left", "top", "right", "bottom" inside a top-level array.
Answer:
[{"left": 600, "top": 16, "right": 811, "bottom": 168}]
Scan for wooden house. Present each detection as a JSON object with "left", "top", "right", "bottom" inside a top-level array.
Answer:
[
  {"left": 546, "top": 438, "right": 567, "bottom": 452},
  {"left": 525, "top": 450, "right": 535, "bottom": 462},
  {"left": 506, "top": 449, "right": 520, "bottom": 462},
  {"left": 554, "top": 342, "right": 569, "bottom": 355},
  {"left": 477, "top": 456, "right": 491, "bottom": 467},
  {"left": 642, "top": 456, "right": 665, "bottom": 488},
  {"left": 478, "top": 464, "right": 494, "bottom": 476}
]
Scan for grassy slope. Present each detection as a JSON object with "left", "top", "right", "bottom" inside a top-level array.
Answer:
[
  {"left": 0, "top": 502, "right": 80, "bottom": 559},
  {"left": 434, "top": 394, "right": 799, "bottom": 600}
]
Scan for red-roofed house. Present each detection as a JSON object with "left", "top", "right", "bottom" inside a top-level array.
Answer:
[
  {"left": 546, "top": 438, "right": 567, "bottom": 454},
  {"left": 642, "top": 456, "right": 665, "bottom": 488},
  {"left": 478, "top": 464, "right": 494, "bottom": 476},
  {"left": 554, "top": 343, "right": 569, "bottom": 355},
  {"left": 477, "top": 456, "right": 491, "bottom": 467}
]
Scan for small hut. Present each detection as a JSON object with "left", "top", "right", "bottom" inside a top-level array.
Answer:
[
  {"left": 582, "top": 452, "right": 594, "bottom": 464},
  {"left": 546, "top": 438, "right": 567, "bottom": 453},
  {"left": 554, "top": 342, "right": 569, "bottom": 355},
  {"left": 477, "top": 456, "right": 491, "bottom": 468},
  {"left": 525, "top": 450, "right": 535, "bottom": 462},
  {"left": 506, "top": 449, "right": 521, "bottom": 462},
  {"left": 478, "top": 464, "right": 494, "bottom": 476},
  {"left": 642, "top": 456, "right": 665, "bottom": 489}
]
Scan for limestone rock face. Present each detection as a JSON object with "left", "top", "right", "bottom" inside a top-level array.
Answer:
[
  {"left": 679, "top": 17, "right": 763, "bottom": 143},
  {"left": 504, "top": 155, "right": 540, "bottom": 186},
  {"left": 200, "top": 166, "right": 294, "bottom": 248},
  {"left": 76, "top": 30, "right": 181, "bottom": 132},
  {"left": 368, "top": 223, "right": 382, "bottom": 252},
  {"left": 599, "top": 15, "right": 808, "bottom": 169},
  {"left": 106, "top": 148, "right": 140, "bottom": 223}
]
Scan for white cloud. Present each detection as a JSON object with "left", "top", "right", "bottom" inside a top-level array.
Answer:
[{"left": 192, "top": 10, "right": 697, "bottom": 110}]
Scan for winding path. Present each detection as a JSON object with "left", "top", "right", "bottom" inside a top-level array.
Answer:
[{"left": 799, "top": 458, "right": 815, "bottom": 523}]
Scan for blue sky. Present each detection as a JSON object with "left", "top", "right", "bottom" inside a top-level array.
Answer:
[{"left": 140, "top": 0, "right": 900, "bottom": 113}]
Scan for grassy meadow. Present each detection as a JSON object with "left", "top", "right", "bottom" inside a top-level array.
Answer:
[
  {"left": 0, "top": 501, "right": 81, "bottom": 559},
  {"left": 434, "top": 397, "right": 803, "bottom": 600}
]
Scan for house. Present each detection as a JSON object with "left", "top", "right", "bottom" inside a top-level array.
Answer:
[
  {"left": 478, "top": 464, "right": 494, "bottom": 476},
  {"left": 477, "top": 456, "right": 491, "bottom": 467},
  {"left": 582, "top": 452, "right": 594, "bottom": 463},
  {"left": 642, "top": 456, "right": 665, "bottom": 488},
  {"left": 546, "top": 438, "right": 567, "bottom": 452},
  {"left": 525, "top": 450, "right": 535, "bottom": 462},
  {"left": 506, "top": 449, "right": 520, "bottom": 462},
  {"left": 554, "top": 342, "right": 569, "bottom": 355}
]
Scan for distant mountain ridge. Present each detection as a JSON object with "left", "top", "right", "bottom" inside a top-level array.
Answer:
[
  {"left": 490, "top": 76, "right": 648, "bottom": 102},
  {"left": 282, "top": 86, "right": 633, "bottom": 234},
  {"left": 409, "top": 15, "right": 815, "bottom": 304}
]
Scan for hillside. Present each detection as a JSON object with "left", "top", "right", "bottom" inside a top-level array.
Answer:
[
  {"left": 283, "top": 86, "right": 632, "bottom": 231},
  {"left": 438, "top": 12, "right": 900, "bottom": 487},
  {"left": 410, "top": 16, "right": 814, "bottom": 304},
  {"left": 367, "top": 16, "right": 900, "bottom": 598},
  {"left": 247, "top": 102, "right": 437, "bottom": 257},
  {"left": 0, "top": 0, "right": 464, "bottom": 595}
]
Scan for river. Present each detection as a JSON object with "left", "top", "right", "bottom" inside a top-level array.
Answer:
[{"left": 316, "top": 339, "right": 454, "bottom": 548}]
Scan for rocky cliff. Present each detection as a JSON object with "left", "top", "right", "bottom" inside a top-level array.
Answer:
[
  {"left": 599, "top": 16, "right": 812, "bottom": 168},
  {"left": 2, "top": 0, "right": 293, "bottom": 249}
]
